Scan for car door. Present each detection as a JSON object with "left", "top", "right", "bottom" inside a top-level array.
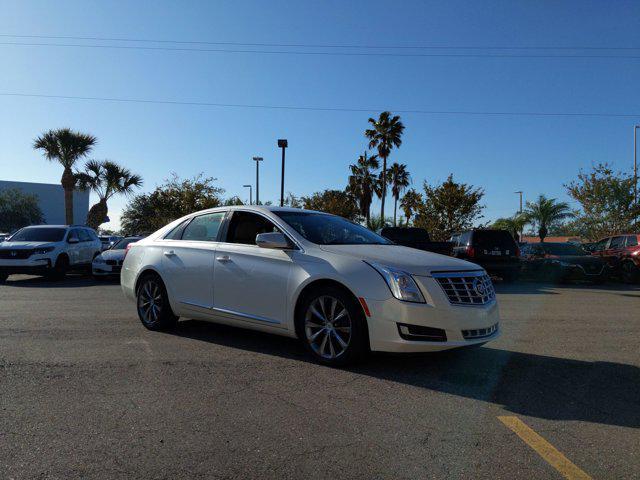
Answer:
[
  {"left": 66, "top": 228, "right": 83, "bottom": 266},
  {"left": 212, "top": 210, "right": 293, "bottom": 328},
  {"left": 160, "top": 212, "right": 226, "bottom": 312},
  {"left": 77, "top": 229, "right": 93, "bottom": 263},
  {"left": 604, "top": 236, "right": 625, "bottom": 270}
]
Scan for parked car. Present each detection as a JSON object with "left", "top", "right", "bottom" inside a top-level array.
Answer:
[
  {"left": 93, "top": 236, "right": 144, "bottom": 278},
  {"left": 99, "top": 235, "right": 123, "bottom": 251},
  {"left": 0, "top": 225, "right": 102, "bottom": 281},
  {"left": 378, "top": 227, "right": 453, "bottom": 256},
  {"left": 520, "top": 242, "right": 607, "bottom": 283},
  {"left": 451, "top": 229, "right": 520, "bottom": 281},
  {"left": 590, "top": 234, "right": 640, "bottom": 283},
  {"left": 121, "top": 206, "right": 500, "bottom": 366}
]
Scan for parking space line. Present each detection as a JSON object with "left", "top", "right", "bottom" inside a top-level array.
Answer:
[{"left": 497, "top": 416, "right": 592, "bottom": 480}]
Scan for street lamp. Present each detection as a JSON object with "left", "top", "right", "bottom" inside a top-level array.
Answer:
[
  {"left": 514, "top": 191, "right": 523, "bottom": 214},
  {"left": 252, "top": 157, "right": 263, "bottom": 204},
  {"left": 243, "top": 184, "right": 253, "bottom": 205},
  {"left": 278, "top": 139, "right": 288, "bottom": 207},
  {"left": 634, "top": 126, "right": 639, "bottom": 214}
]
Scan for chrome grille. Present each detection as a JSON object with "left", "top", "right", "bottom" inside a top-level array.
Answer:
[{"left": 433, "top": 271, "right": 495, "bottom": 306}]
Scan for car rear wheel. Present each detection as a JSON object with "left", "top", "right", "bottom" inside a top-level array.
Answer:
[
  {"left": 0, "top": 271, "right": 7, "bottom": 283},
  {"left": 136, "top": 273, "right": 178, "bottom": 330},
  {"left": 297, "top": 286, "right": 368, "bottom": 366}
]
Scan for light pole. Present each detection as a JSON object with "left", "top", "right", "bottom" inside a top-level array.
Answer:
[
  {"left": 278, "top": 139, "right": 288, "bottom": 207},
  {"left": 252, "top": 157, "right": 263, "bottom": 204},
  {"left": 635, "top": 126, "right": 639, "bottom": 215},
  {"left": 243, "top": 184, "right": 253, "bottom": 205},
  {"left": 514, "top": 191, "right": 523, "bottom": 214}
]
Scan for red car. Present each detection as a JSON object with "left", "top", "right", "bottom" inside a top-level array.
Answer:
[{"left": 590, "top": 234, "right": 640, "bottom": 283}]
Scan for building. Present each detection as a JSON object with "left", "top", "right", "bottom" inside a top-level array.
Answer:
[
  {"left": 521, "top": 235, "right": 583, "bottom": 244},
  {"left": 0, "top": 180, "right": 90, "bottom": 225}
]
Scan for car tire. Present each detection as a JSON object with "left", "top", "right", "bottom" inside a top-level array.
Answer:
[
  {"left": 47, "top": 255, "right": 69, "bottom": 279},
  {"left": 621, "top": 261, "right": 640, "bottom": 284},
  {"left": 136, "top": 273, "right": 179, "bottom": 330},
  {"left": 0, "top": 271, "right": 8, "bottom": 283},
  {"left": 296, "top": 286, "right": 369, "bottom": 367}
]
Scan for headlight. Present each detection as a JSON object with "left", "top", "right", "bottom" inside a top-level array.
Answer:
[
  {"left": 33, "top": 246, "right": 55, "bottom": 255},
  {"left": 93, "top": 256, "right": 105, "bottom": 264},
  {"left": 365, "top": 261, "right": 425, "bottom": 303}
]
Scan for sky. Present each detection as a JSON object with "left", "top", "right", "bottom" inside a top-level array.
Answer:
[{"left": 1, "top": 0, "right": 639, "bottom": 231}]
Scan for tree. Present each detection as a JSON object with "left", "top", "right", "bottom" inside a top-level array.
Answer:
[
  {"left": 75, "top": 160, "right": 143, "bottom": 230},
  {"left": 388, "top": 163, "right": 411, "bottom": 226},
  {"left": 523, "top": 195, "right": 574, "bottom": 242},
  {"left": 0, "top": 189, "right": 44, "bottom": 232},
  {"left": 120, "top": 174, "right": 224, "bottom": 234},
  {"left": 346, "top": 152, "right": 379, "bottom": 226},
  {"left": 566, "top": 163, "right": 640, "bottom": 240},
  {"left": 222, "top": 196, "right": 245, "bottom": 206},
  {"left": 413, "top": 175, "right": 485, "bottom": 241},
  {"left": 365, "top": 112, "right": 405, "bottom": 221},
  {"left": 301, "top": 189, "right": 360, "bottom": 220},
  {"left": 400, "top": 189, "right": 423, "bottom": 226},
  {"left": 491, "top": 214, "right": 528, "bottom": 242},
  {"left": 33, "top": 128, "right": 96, "bottom": 225}
]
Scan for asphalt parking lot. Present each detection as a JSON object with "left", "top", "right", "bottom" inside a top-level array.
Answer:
[{"left": 1, "top": 276, "right": 638, "bottom": 479}]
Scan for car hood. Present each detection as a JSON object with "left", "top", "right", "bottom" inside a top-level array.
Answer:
[
  {"left": 98, "top": 249, "right": 126, "bottom": 261},
  {"left": 0, "top": 241, "right": 56, "bottom": 249},
  {"left": 318, "top": 244, "right": 480, "bottom": 276}
]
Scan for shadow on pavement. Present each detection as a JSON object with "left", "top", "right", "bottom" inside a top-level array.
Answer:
[
  {"left": 1, "top": 274, "right": 120, "bottom": 288},
  {"left": 165, "top": 319, "right": 640, "bottom": 429}
]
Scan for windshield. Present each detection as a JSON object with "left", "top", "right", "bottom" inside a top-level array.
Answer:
[
  {"left": 274, "top": 211, "right": 392, "bottom": 245},
  {"left": 542, "top": 243, "right": 588, "bottom": 256},
  {"left": 8, "top": 227, "right": 66, "bottom": 243},
  {"left": 111, "top": 237, "right": 141, "bottom": 250}
]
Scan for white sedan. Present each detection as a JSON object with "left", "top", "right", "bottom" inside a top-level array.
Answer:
[{"left": 121, "top": 206, "right": 499, "bottom": 366}]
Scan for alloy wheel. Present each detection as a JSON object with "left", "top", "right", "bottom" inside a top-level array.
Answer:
[
  {"left": 138, "top": 279, "right": 164, "bottom": 325},
  {"left": 304, "top": 295, "right": 352, "bottom": 359}
]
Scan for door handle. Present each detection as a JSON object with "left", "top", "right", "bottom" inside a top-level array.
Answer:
[
  {"left": 164, "top": 250, "right": 176, "bottom": 257},
  {"left": 216, "top": 255, "right": 231, "bottom": 262}
]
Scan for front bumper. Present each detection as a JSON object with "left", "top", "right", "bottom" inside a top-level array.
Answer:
[
  {"left": 0, "top": 257, "right": 53, "bottom": 275},
  {"left": 364, "top": 274, "right": 500, "bottom": 353},
  {"left": 92, "top": 264, "right": 121, "bottom": 276}
]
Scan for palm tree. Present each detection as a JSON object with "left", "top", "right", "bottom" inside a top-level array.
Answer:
[
  {"left": 523, "top": 195, "right": 573, "bottom": 242},
  {"left": 76, "top": 160, "right": 143, "bottom": 230},
  {"left": 347, "top": 152, "right": 379, "bottom": 225},
  {"left": 388, "top": 163, "right": 411, "bottom": 226},
  {"left": 34, "top": 128, "right": 97, "bottom": 224},
  {"left": 365, "top": 112, "right": 405, "bottom": 221},
  {"left": 400, "top": 189, "right": 423, "bottom": 225},
  {"left": 491, "top": 214, "right": 528, "bottom": 242}
]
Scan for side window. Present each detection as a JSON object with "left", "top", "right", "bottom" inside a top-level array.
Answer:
[
  {"left": 609, "top": 236, "right": 624, "bottom": 249},
  {"left": 87, "top": 230, "right": 99, "bottom": 241},
  {"left": 182, "top": 212, "right": 225, "bottom": 242},
  {"left": 459, "top": 231, "right": 471, "bottom": 246},
  {"left": 626, "top": 236, "right": 638, "bottom": 247},
  {"left": 78, "top": 229, "right": 91, "bottom": 242},
  {"left": 225, "top": 212, "right": 280, "bottom": 245},
  {"left": 67, "top": 229, "right": 80, "bottom": 242},
  {"left": 164, "top": 219, "right": 192, "bottom": 240}
]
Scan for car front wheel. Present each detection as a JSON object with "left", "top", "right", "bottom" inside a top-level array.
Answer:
[
  {"left": 621, "top": 261, "right": 639, "bottom": 284},
  {"left": 136, "top": 274, "right": 178, "bottom": 330},
  {"left": 0, "top": 271, "right": 7, "bottom": 283},
  {"left": 297, "top": 286, "right": 368, "bottom": 366}
]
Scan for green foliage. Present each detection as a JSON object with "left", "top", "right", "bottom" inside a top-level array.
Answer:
[
  {"left": 283, "top": 192, "right": 302, "bottom": 208},
  {"left": 346, "top": 152, "right": 380, "bottom": 224},
  {"left": 367, "top": 214, "right": 393, "bottom": 231},
  {"left": 0, "top": 189, "right": 44, "bottom": 232},
  {"left": 399, "top": 189, "right": 423, "bottom": 226},
  {"left": 301, "top": 189, "right": 360, "bottom": 220},
  {"left": 222, "top": 196, "right": 245, "bottom": 206},
  {"left": 388, "top": 162, "right": 411, "bottom": 226},
  {"left": 491, "top": 214, "right": 528, "bottom": 241},
  {"left": 120, "top": 173, "right": 224, "bottom": 235},
  {"left": 565, "top": 163, "right": 640, "bottom": 240},
  {"left": 413, "top": 175, "right": 485, "bottom": 241},
  {"left": 523, "top": 195, "right": 574, "bottom": 242}
]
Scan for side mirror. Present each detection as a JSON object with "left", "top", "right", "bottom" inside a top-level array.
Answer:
[
  {"left": 256, "top": 232, "right": 291, "bottom": 250},
  {"left": 68, "top": 236, "right": 79, "bottom": 244}
]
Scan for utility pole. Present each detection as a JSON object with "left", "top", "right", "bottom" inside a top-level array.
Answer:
[
  {"left": 243, "top": 184, "right": 253, "bottom": 205},
  {"left": 635, "top": 126, "right": 639, "bottom": 218},
  {"left": 278, "top": 139, "right": 288, "bottom": 207},
  {"left": 252, "top": 157, "right": 263, "bottom": 204}
]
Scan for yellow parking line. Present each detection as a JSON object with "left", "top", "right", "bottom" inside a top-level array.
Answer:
[{"left": 498, "top": 416, "right": 592, "bottom": 480}]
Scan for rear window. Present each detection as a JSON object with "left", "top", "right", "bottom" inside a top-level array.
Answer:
[
  {"left": 472, "top": 230, "right": 516, "bottom": 248},
  {"left": 111, "top": 237, "right": 141, "bottom": 250},
  {"left": 8, "top": 227, "right": 66, "bottom": 242}
]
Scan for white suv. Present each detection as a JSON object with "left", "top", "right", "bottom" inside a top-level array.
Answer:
[{"left": 0, "top": 225, "right": 102, "bottom": 282}]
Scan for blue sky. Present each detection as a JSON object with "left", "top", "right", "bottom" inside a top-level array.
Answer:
[{"left": 1, "top": 0, "right": 639, "bottom": 230}]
